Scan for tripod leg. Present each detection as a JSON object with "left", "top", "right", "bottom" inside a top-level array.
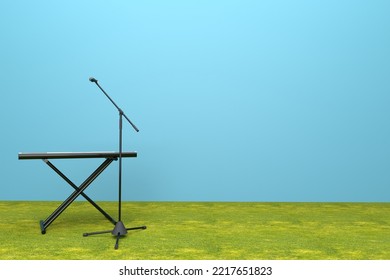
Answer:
[
  {"left": 126, "top": 225, "right": 147, "bottom": 231},
  {"left": 115, "top": 233, "right": 120, "bottom": 250},
  {"left": 83, "top": 229, "right": 113, "bottom": 237}
]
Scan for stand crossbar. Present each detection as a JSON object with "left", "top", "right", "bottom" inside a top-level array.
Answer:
[
  {"left": 44, "top": 160, "right": 117, "bottom": 226},
  {"left": 40, "top": 158, "right": 115, "bottom": 234}
]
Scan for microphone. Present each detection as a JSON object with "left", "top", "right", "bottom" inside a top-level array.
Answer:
[{"left": 89, "top": 77, "right": 98, "bottom": 83}]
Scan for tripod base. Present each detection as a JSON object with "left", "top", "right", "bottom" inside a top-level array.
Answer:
[{"left": 83, "top": 221, "right": 146, "bottom": 249}]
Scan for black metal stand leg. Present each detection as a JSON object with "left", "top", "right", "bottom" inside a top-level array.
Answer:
[
  {"left": 40, "top": 158, "right": 115, "bottom": 233},
  {"left": 127, "top": 226, "right": 147, "bottom": 231},
  {"left": 83, "top": 229, "right": 113, "bottom": 236},
  {"left": 115, "top": 233, "right": 121, "bottom": 250}
]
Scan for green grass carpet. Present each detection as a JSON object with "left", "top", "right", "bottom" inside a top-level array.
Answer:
[{"left": 0, "top": 201, "right": 389, "bottom": 260}]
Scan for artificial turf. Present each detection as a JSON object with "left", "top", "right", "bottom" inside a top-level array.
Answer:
[{"left": 0, "top": 201, "right": 389, "bottom": 260}]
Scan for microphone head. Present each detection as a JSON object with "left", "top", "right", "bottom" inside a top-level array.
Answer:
[{"left": 89, "top": 77, "right": 98, "bottom": 83}]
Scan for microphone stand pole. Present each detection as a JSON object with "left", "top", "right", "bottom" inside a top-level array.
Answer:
[{"left": 83, "top": 77, "right": 146, "bottom": 249}]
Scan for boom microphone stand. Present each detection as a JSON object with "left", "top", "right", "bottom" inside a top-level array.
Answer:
[{"left": 83, "top": 77, "right": 146, "bottom": 249}]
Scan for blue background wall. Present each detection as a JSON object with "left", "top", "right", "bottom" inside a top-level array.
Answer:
[{"left": 1, "top": 1, "right": 389, "bottom": 202}]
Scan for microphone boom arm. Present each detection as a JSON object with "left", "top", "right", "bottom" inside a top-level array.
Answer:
[{"left": 90, "top": 77, "right": 139, "bottom": 132}]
